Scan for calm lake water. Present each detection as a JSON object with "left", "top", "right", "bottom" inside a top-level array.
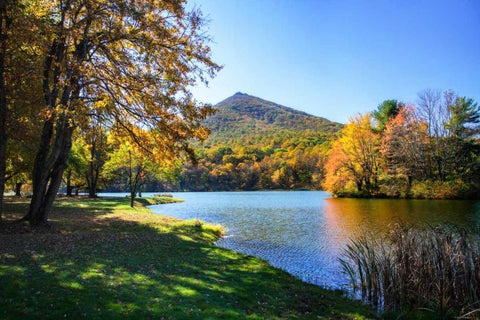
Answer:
[{"left": 103, "top": 191, "right": 480, "bottom": 290}]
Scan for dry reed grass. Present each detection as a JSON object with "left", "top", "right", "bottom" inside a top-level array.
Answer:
[{"left": 340, "top": 223, "right": 480, "bottom": 318}]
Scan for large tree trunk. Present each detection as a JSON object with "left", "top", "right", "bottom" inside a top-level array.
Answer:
[
  {"left": 0, "top": 73, "right": 5, "bottom": 223},
  {"left": 23, "top": 20, "right": 85, "bottom": 225},
  {"left": 24, "top": 119, "right": 55, "bottom": 224},
  {"left": 24, "top": 120, "right": 73, "bottom": 225},
  {"left": 0, "top": 1, "right": 8, "bottom": 223}
]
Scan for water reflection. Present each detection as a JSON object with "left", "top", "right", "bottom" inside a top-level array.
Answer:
[
  {"left": 147, "top": 191, "right": 480, "bottom": 290},
  {"left": 324, "top": 198, "right": 480, "bottom": 235},
  {"left": 323, "top": 198, "right": 480, "bottom": 273}
]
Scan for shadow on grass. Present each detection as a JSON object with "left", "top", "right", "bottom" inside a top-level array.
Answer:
[{"left": 1, "top": 197, "right": 375, "bottom": 319}]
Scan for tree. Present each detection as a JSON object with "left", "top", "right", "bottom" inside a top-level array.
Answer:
[
  {"left": 0, "top": 0, "right": 7, "bottom": 222},
  {"left": 417, "top": 89, "right": 447, "bottom": 138},
  {"left": 445, "top": 97, "right": 479, "bottom": 140},
  {"left": 373, "top": 99, "right": 402, "bottom": 132},
  {"left": 416, "top": 89, "right": 455, "bottom": 181},
  {"left": 104, "top": 138, "right": 152, "bottom": 207},
  {"left": 0, "top": 0, "right": 46, "bottom": 221},
  {"left": 443, "top": 97, "right": 480, "bottom": 185},
  {"left": 322, "top": 141, "right": 354, "bottom": 194},
  {"left": 64, "top": 137, "right": 88, "bottom": 196},
  {"left": 381, "top": 105, "right": 430, "bottom": 190},
  {"left": 323, "top": 113, "right": 381, "bottom": 195},
  {"left": 417, "top": 90, "right": 479, "bottom": 182},
  {"left": 82, "top": 121, "right": 109, "bottom": 198},
  {"left": 21, "top": 0, "right": 220, "bottom": 225}
]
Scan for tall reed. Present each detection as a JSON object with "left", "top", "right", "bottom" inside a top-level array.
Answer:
[{"left": 340, "top": 224, "right": 480, "bottom": 318}]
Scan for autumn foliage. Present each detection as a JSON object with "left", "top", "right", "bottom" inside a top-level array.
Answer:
[
  {"left": 323, "top": 114, "right": 381, "bottom": 196},
  {"left": 324, "top": 94, "right": 480, "bottom": 199},
  {"left": 0, "top": 0, "right": 220, "bottom": 223}
]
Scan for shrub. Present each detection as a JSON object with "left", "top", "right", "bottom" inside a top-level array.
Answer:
[
  {"left": 410, "top": 179, "right": 469, "bottom": 199},
  {"left": 378, "top": 175, "right": 409, "bottom": 198}
]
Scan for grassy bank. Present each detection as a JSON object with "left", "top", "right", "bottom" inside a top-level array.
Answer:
[{"left": 0, "top": 196, "right": 375, "bottom": 319}]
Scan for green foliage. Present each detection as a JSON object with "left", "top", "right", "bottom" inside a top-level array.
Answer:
[
  {"left": 63, "top": 138, "right": 89, "bottom": 196},
  {"left": 377, "top": 175, "right": 409, "bottom": 198},
  {"left": 410, "top": 179, "right": 470, "bottom": 199},
  {"left": 445, "top": 97, "right": 479, "bottom": 139},
  {"left": 372, "top": 100, "right": 402, "bottom": 132}
]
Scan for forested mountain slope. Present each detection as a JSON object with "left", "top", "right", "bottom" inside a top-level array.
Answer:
[
  {"left": 107, "top": 93, "right": 342, "bottom": 192},
  {"left": 160, "top": 93, "right": 343, "bottom": 191},
  {"left": 202, "top": 92, "right": 342, "bottom": 147}
]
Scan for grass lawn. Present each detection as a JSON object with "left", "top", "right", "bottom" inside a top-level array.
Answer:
[{"left": 0, "top": 196, "right": 376, "bottom": 319}]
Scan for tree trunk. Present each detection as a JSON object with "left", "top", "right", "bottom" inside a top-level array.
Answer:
[
  {"left": 130, "top": 191, "right": 135, "bottom": 208},
  {"left": 24, "top": 120, "right": 73, "bottom": 225},
  {"left": 0, "top": 86, "right": 5, "bottom": 223},
  {"left": 38, "top": 152, "right": 70, "bottom": 220},
  {"left": 0, "top": 1, "right": 8, "bottom": 223},
  {"left": 356, "top": 180, "right": 363, "bottom": 192},
  {"left": 23, "top": 4, "right": 91, "bottom": 225},
  {"left": 23, "top": 36, "right": 64, "bottom": 225},
  {"left": 86, "top": 161, "right": 98, "bottom": 198},
  {"left": 15, "top": 182, "right": 22, "bottom": 197},
  {"left": 66, "top": 170, "right": 73, "bottom": 196}
]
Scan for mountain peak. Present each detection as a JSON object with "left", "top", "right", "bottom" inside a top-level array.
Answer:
[{"left": 205, "top": 93, "right": 343, "bottom": 143}]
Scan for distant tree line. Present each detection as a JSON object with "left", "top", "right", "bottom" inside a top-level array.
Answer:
[
  {"left": 172, "top": 135, "right": 330, "bottom": 191},
  {"left": 102, "top": 131, "right": 332, "bottom": 192}
]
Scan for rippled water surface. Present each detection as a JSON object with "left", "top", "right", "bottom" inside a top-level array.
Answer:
[{"left": 119, "top": 191, "right": 480, "bottom": 289}]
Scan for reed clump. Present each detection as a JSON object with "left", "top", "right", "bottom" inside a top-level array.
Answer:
[{"left": 340, "top": 224, "right": 480, "bottom": 318}]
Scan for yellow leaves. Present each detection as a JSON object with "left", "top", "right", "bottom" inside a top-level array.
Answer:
[
  {"left": 323, "top": 113, "right": 382, "bottom": 195},
  {"left": 92, "top": 95, "right": 113, "bottom": 113},
  {"left": 8, "top": 0, "right": 219, "bottom": 184},
  {"left": 193, "top": 126, "right": 210, "bottom": 141},
  {"left": 39, "top": 107, "right": 54, "bottom": 120}
]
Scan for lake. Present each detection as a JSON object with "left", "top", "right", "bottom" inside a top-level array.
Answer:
[{"left": 105, "top": 191, "right": 480, "bottom": 290}]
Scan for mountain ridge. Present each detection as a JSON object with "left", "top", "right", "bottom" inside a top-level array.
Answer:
[
  {"left": 202, "top": 92, "right": 342, "bottom": 146},
  {"left": 217, "top": 92, "right": 313, "bottom": 117}
]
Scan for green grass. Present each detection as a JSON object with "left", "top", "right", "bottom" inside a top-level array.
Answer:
[{"left": 0, "top": 196, "right": 375, "bottom": 319}]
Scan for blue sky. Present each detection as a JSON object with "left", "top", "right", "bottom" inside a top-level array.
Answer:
[{"left": 189, "top": 0, "right": 480, "bottom": 123}]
